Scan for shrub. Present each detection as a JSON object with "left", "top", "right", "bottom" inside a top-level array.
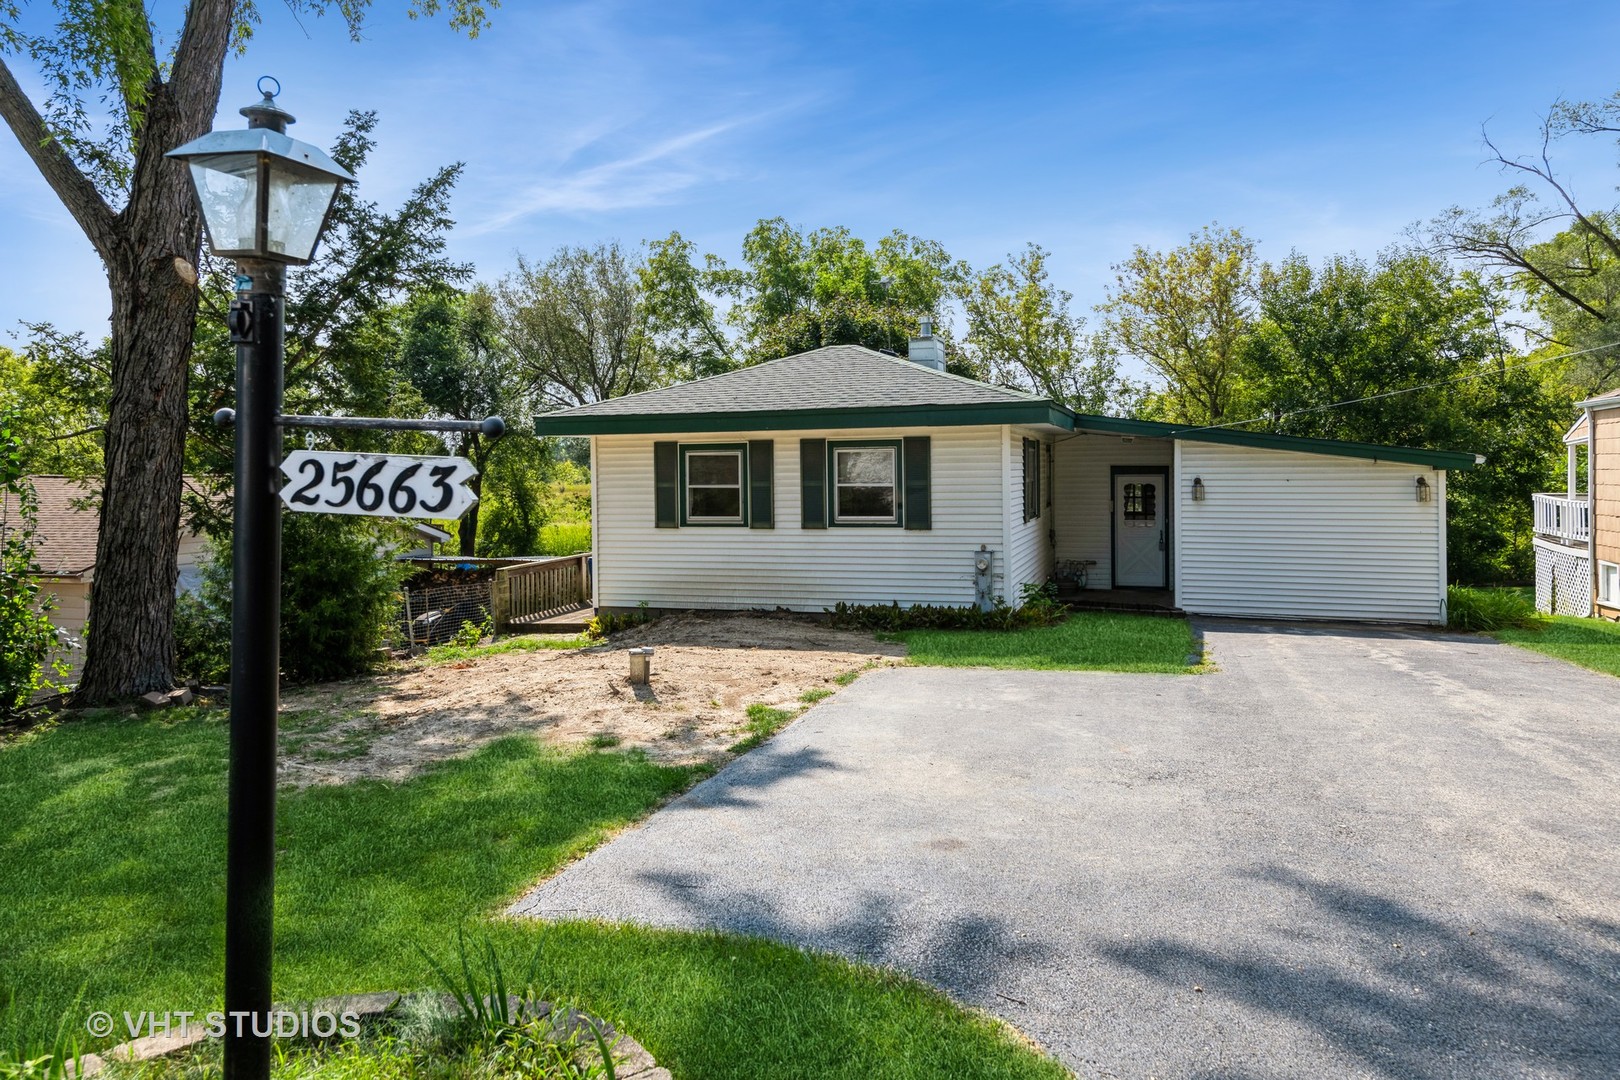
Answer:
[
  {"left": 584, "top": 601, "right": 652, "bottom": 640},
  {"left": 826, "top": 592, "right": 1068, "bottom": 633},
  {"left": 1446, "top": 585, "right": 1546, "bottom": 632},
  {"left": 176, "top": 514, "right": 408, "bottom": 685},
  {"left": 0, "top": 422, "right": 63, "bottom": 716}
]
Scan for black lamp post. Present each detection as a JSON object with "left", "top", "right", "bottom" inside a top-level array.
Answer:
[{"left": 168, "top": 78, "right": 353, "bottom": 1080}]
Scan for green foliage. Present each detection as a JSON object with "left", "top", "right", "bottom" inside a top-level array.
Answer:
[
  {"left": 961, "top": 243, "right": 1131, "bottom": 411},
  {"left": 1103, "top": 224, "right": 1258, "bottom": 423},
  {"left": 1445, "top": 585, "right": 1546, "bottom": 632},
  {"left": 537, "top": 522, "right": 592, "bottom": 557},
  {"left": 583, "top": 603, "right": 653, "bottom": 640},
  {"left": 729, "top": 703, "right": 799, "bottom": 753},
  {"left": 0, "top": 420, "right": 64, "bottom": 716},
  {"left": 176, "top": 515, "right": 407, "bottom": 685},
  {"left": 799, "top": 687, "right": 834, "bottom": 704},
  {"left": 0, "top": 343, "right": 104, "bottom": 478},
  {"left": 894, "top": 611, "right": 1199, "bottom": 673},
  {"left": 450, "top": 615, "right": 492, "bottom": 650},
  {"left": 422, "top": 634, "right": 589, "bottom": 666},
  {"left": 475, "top": 441, "right": 587, "bottom": 557},
  {"left": 826, "top": 596, "right": 1065, "bottom": 633}
]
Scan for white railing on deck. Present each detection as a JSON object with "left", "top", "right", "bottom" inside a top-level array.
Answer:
[{"left": 1532, "top": 493, "right": 1591, "bottom": 543}]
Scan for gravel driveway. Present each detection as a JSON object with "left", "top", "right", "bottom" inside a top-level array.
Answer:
[{"left": 512, "top": 621, "right": 1620, "bottom": 1079}]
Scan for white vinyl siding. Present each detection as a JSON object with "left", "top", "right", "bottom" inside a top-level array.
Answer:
[
  {"left": 1053, "top": 435, "right": 1175, "bottom": 588},
  {"left": 1005, "top": 427, "right": 1054, "bottom": 602},
  {"left": 594, "top": 426, "right": 1007, "bottom": 611},
  {"left": 1175, "top": 442, "right": 1446, "bottom": 623}
]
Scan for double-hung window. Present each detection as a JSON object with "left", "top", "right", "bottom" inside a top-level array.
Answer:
[
  {"left": 830, "top": 443, "right": 900, "bottom": 525},
  {"left": 682, "top": 445, "right": 747, "bottom": 525}
]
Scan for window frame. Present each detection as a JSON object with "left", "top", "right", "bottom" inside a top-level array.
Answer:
[
  {"left": 827, "top": 439, "right": 904, "bottom": 527},
  {"left": 679, "top": 443, "right": 750, "bottom": 526},
  {"left": 1022, "top": 437, "right": 1041, "bottom": 522},
  {"left": 1600, "top": 560, "right": 1620, "bottom": 605}
]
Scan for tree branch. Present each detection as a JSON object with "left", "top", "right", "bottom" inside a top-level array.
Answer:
[{"left": 0, "top": 57, "right": 121, "bottom": 261}]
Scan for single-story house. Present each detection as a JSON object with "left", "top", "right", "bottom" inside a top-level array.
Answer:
[{"left": 535, "top": 327, "right": 1482, "bottom": 625}]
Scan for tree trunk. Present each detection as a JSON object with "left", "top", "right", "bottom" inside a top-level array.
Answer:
[{"left": 71, "top": 10, "right": 231, "bottom": 702}]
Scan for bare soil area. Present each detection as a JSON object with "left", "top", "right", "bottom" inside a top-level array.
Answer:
[{"left": 277, "top": 614, "right": 903, "bottom": 786}]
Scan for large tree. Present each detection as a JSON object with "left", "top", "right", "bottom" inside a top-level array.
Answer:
[
  {"left": 0, "top": 0, "right": 491, "bottom": 702},
  {"left": 1102, "top": 224, "right": 1258, "bottom": 424},
  {"left": 960, "top": 242, "right": 1128, "bottom": 412},
  {"left": 494, "top": 241, "right": 662, "bottom": 410},
  {"left": 1430, "top": 93, "right": 1620, "bottom": 395}
]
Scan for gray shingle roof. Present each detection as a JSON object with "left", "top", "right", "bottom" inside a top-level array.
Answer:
[{"left": 541, "top": 345, "right": 1046, "bottom": 420}]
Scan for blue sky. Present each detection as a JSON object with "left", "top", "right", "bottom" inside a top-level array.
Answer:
[{"left": 4, "top": 0, "right": 1619, "bottom": 344}]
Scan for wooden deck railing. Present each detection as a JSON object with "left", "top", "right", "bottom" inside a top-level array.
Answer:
[
  {"left": 492, "top": 553, "right": 591, "bottom": 631},
  {"left": 1532, "top": 493, "right": 1591, "bottom": 543}
]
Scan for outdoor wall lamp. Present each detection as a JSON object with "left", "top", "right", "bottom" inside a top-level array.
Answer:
[
  {"left": 1415, "top": 475, "right": 1431, "bottom": 503},
  {"left": 168, "top": 77, "right": 353, "bottom": 1080},
  {"left": 1192, "top": 476, "right": 1206, "bottom": 501}
]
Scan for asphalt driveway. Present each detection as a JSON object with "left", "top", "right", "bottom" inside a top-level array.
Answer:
[{"left": 511, "top": 622, "right": 1620, "bottom": 1078}]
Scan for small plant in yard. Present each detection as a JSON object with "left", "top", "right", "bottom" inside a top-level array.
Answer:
[
  {"left": 450, "top": 615, "right": 494, "bottom": 650},
  {"left": 800, "top": 687, "right": 834, "bottom": 704},
  {"left": 729, "top": 703, "right": 799, "bottom": 753},
  {"left": 587, "top": 733, "right": 621, "bottom": 749},
  {"left": 1446, "top": 584, "right": 1546, "bottom": 632},
  {"left": 584, "top": 602, "right": 653, "bottom": 641}
]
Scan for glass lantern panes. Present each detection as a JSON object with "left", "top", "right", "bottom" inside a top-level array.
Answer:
[{"left": 834, "top": 447, "right": 897, "bottom": 522}]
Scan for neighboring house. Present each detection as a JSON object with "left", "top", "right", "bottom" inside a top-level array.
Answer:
[
  {"left": 2, "top": 476, "right": 208, "bottom": 685},
  {"left": 535, "top": 327, "right": 1481, "bottom": 625},
  {"left": 1533, "top": 387, "right": 1620, "bottom": 619}
]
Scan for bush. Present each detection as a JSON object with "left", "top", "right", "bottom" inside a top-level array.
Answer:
[
  {"left": 0, "top": 423, "right": 63, "bottom": 715},
  {"left": 537, "top": 522, "right": 591, "bottom": 556},
  {"left": 1446, "top": 585, "right": 1546, "bottom": 632},
  {"left": 176, "top": 514, "right": 408, "bottom": 685},
  {"left": 827, "top": 591, "right": 1068, "bottom": 633},
  {"left": 584, "top": 601, "right": 651, "bottom": 640}
]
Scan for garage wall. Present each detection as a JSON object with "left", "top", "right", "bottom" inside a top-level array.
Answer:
[
  {"left": 1053, "top": 435, "right": 1175, "bottom": 588},
  {"left": 1175, "top": 441, "right": 1447, "bottom": 623},
  {"left": 594, "top": 425, "right": 1009, "bottom": 611}
]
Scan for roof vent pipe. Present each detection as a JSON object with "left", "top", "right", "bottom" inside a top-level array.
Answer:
[{"left": 907, "top": 318, "right": 947, "bottom": 372}]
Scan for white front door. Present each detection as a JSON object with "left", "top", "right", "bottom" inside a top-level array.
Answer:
[{"left": 1113, "top": 472, "right": 1166, "bottom": 588}]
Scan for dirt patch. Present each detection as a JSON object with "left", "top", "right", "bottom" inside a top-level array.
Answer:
[{"left": 278, "top": 614, "right": 904, "bottom": 786}]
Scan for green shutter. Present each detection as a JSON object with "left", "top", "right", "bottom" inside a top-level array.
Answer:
[
  {"left": 749, "top": 440, "right": 774, "bottom": 529},
  {"left": 800, "top": 438, "right": 827, "bottom": 529},
  {"left": 654, "top": 441, "right": 678, "bottom": 528},
  {"left": 903, "top": 436, "right": 931, "bottom": 531}
]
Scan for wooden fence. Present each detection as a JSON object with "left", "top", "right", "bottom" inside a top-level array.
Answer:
[{"left": 491, "top": 553, "right": 592, "bottom": 631}]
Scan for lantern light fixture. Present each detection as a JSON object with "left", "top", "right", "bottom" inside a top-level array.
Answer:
[
  {"left": 1415, "top": 475, "right": 1431, "bottom": 503},
  {"left": 166, "top": 77, "right": 354, "bottom": 265},
  {"left": 1191, "top": 476, "right": 1206, "bottom": 502}
]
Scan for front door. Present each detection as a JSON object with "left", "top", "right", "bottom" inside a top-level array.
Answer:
[{"left": 1113, "top": 471, "right": 1166, "bottom": 588}]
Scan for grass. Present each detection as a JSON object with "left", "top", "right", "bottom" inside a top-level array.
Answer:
[
  {"left": 422, "top": 634, "right": 591, "bottom": 666},
  {"left": 0, "top": 709, "right": 1065, "bottom": 1080},
  {"left": 888, "top": 610, "right": 1200, "bottom": 673},
  {"left": 798, "top": 688, "right": 833, "bottom": 705},
  {"left": 536, "top": 523, "right": 592, "bottom": 557},
  {"left": 728, "top": 703, "right": 799, "bottom": 753},
  {"left": 1494, "top": 615, "right": 1620, "bottom": 678}
]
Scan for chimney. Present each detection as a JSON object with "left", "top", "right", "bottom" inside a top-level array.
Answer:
[{"left": 907, "top": 317, "right": 946, "bottom": 372}]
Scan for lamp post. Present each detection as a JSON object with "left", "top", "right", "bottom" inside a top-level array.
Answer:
[{"left": 168, "top": 78, "right": 353, "bottom": 1080}]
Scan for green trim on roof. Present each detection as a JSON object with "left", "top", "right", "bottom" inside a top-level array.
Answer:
[
  {"left": 1071, "top": 414, "right": 1482, "bottom": 470},
  {"left": 535, "top": 400, "right": 1075, "bottom": 437}
]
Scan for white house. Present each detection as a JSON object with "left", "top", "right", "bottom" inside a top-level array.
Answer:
[{"left": 535, "top": 329, "right": 1481, "bottom": 625}]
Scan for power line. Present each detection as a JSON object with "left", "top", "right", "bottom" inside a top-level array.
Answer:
[{"left": 1162, "top": 339, "right": 1617, "bottom": 438}]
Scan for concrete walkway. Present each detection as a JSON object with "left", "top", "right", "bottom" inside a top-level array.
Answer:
[{"left": 512, "top": 622, "right": 1620, "bottom": 1079}]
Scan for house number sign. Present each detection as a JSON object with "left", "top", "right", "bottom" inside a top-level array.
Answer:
[{"left": 278, "top": 450, "right": 478, "bottom": 520}]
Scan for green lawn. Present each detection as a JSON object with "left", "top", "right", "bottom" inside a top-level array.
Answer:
[
  {"left": 1495, "top": 615, "right": 1620, "bottom": 678},
  {"left": 0, "top": 709, "right": 1065, "bottom": 1079},
  {"left": 889, "top": 611, "right": 1200, "bottom": 673}
]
